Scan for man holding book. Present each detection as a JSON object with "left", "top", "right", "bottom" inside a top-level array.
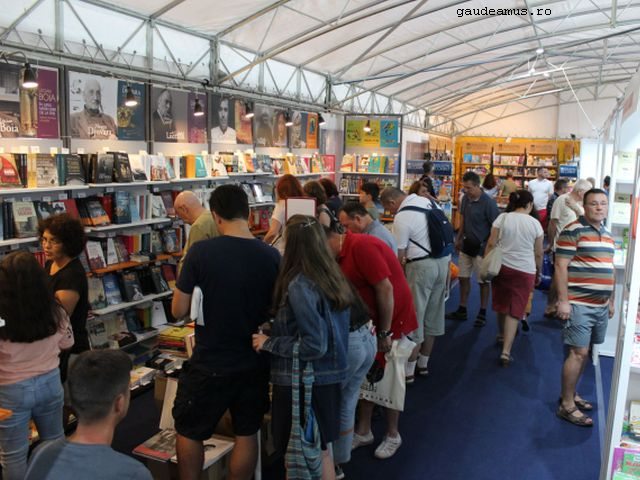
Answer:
[{"left": 171, "top": 185, "right": 280, "bottom": 480}]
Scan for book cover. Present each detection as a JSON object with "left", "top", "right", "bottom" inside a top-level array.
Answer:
[
  {"left": 63, "top": 154, "right": 86, "bottom": 185},
  {"left": 165, "top": 156, "right": 176, "bottom": 180},
  {"left": 34, "top": 201, "right": 54, "bottom": 221},
  {"left": 151, "top": 195, "right": 167, "bottom": 218},
  {"left": 94, "top": 153, "right": 115, "bottom": 183},
  {"left": 622, "top": 452, "right": 640, "bottom": 475},
  {"left": 161, "top": 264, "right": 176, "bottom": 289},
  {"left": 108, "top": 331, "right": 137, "bottom": 349},
  {"left": 195, "top": 155, "right": 207, "bottom": 177},
  {"left": 160, "top": 191, "right": 175, "bottom": 217},
  {"left": 128, "top": 154, "right": 148, "bottom": 181},
  {"left": 102, "top": 273, "right": 123, "bottom": 305},
  {"left": 113, "top": 152, "right": 133, "bottom": 183},
  {"left": 184, "top": 155, "right": 196, "bottom": 178},
  {"left": 36, "top": 154, "right": 59, "bottom": 188},
  {"left": 243, "top": 153, "right": 255, "bottom": 173},
  {"left": 150, "top": 265, "right": 170, "bottom": 293},
  {"left": 151, "top": 301, "right": 168, "bottom": 327},
  {"left": 114, "top": 237, "right": 131, "bottom": 263},
  {"left": 11, "top": 201, "right": 38, "bottom": 238},
  {"left": 121, "top": 271, "right": 145, "bottom": 302},
  {"left": 161, "top": 228, "right": 179, "bottom": 253},
  {"left": 136, "top": 266, "right": 155, "bottom": 295},
  {"left": 150, "top": 230, "right": 164, "bottom": 253},
  {"left": 0, "top": 154, "right": 23, "bottom": 187},
  {"left": 124, "top": 309, "right": 142, "bottom": 332},
  {"left": 241, "top": 183, "right": 256, "bottom": 204},
  {"left": 113, "top": 191, "right": 132, "bottom": 224},
  {"left": 85, "top": 199, "right": 110, "bottom": 226},
  {"left": 211, "top": 155, "right": 229, "bottom": 177},
  {"left": 129, "top": 195, "right": 141, "bottom": 222},
  {"left": 251, "top": 184, "right": 265, "bottom": 203},
  {"left": 87, "top": 318, "right": 109, "bottom": 348},
  {"left": 85, "top": 240, "right": 107, "bottom": 270},
  {"left": 105, "top": 238, "right": 119, "bottom": 265},
  {"left": 87, "top": 276, "right": 107, "bottom": 310},
  {"left": 59, "top": 199, "right": 80, "bottom": 219},
  {"left": 134, "top": 429, "right": 176, "bottom": 461}
]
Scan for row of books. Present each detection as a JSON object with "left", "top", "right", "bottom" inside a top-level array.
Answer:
[
  {"left": 462, "top": 153, "right": 492, "bottom": 163},
  {"left": 339, "top": 154, "right": 399, "bottom": 174},
  {"left": 88, "top": 264, "right": 175, "bottom": 311},
  {"left": 493, "top": 167, "right": 525, "bottom": 176},
  {"left": 523, "top": 168, "right": 557, "bottom": 177},
  {"left": 338, "top": 176, "right": 398, "bottom": 195},
  {"left": 84, "top": 229, "right": 182, "bottom": 271},
  {"left": 493, "top": 155, "right": 525, "bottom": 166},
  {"left": 527, "top": 156, "right": 557, "bottom": 167},
  {"left": 158, "top": 326, "right": 195, "bottom": 358}
]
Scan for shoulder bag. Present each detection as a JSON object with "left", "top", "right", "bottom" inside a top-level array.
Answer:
[
  {"left": 479, "top": 214, "right": 506, "bottom": 282},
  {"left": 285, "top": 342, "right": 322, "bottom": 480}
]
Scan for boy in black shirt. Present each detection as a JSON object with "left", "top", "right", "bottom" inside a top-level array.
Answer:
[{"left": 171, "top": 185, "right": 280, "bottom": 480}]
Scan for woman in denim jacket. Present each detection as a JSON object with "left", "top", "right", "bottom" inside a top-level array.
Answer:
[{"left": 253, "top": 215, "right": 353, "bottom": 479}]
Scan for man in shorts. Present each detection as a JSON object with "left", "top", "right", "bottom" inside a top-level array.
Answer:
[
  {"left": 555, "top": 189, "right": 614, "bottom": 427},
  {"left": 171, "top": 185, "right": 280, "bottom": 480},
  {"left": 447, "top": 171, "right": 500, "bottom": 326}
]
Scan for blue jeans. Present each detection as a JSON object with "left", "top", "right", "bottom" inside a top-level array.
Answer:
[
  {"left": 333, "top": 324, "right": 376, "bottom": 464},
  {"left": 0, "top": 368, "right": 64, "bottom": 479}
]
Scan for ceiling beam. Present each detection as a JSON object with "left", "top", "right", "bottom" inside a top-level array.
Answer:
[
  {"left": 150, "top": 0, "right": 186, "bottom": 19},
  {"left": 0, "top": 0, "right": 47, "bottom": 42},
  {"left": 218, "top": 0, "right": 292, "bottom": 38}
]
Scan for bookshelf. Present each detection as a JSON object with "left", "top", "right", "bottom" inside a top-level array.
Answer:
[
  {"left": 91, "top": 291, "right": 173, "bottom": 316},
  {"left": 338, "top": 115, "right": 402, "bottom": 198},
  {"left": 524, "top": 143, "right": 558, "bottom": 183},
  {"left": 492, "top": 143, "right": 526, "bottom": 188}
]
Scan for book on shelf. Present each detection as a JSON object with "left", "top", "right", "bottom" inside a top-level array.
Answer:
[
  {"left": 83, "top": 198, "right": 110, "bottom": 226},
  {"left": 161, "top": 263, "right": 176, "bottom": 289},
  {"left": 161, "top": 228, "right": 180, "bottom": 253},
  {"left": 91, "top": 153, "right": 115, "bottom": 184},
  {"left": 151, "top": 195, "right": 167, "bottom": 219},
  {"left": 102, "top": 273, "right": 124, "bottom": 306},
  {"left": 134, "top": 326, "right": 159, "bottom": 343},
  {"left": 61, "top": 154, "right": 86, "bottom": 186},
  {"left": 121, "top": 271, "right": 145, "bottom": 302},
  {"left": 130, "top": 366, "right": 157, "bottom": 388},
  {"left": 612, "top": 193, "right": 632, "bottom": 224},
  {"left": 128, "top": 154, "right": 149, "bottom": 181},
  {"left": 108, "top": 331, "right": 138, "bottom": 349},
  {"left": 34, "top": 200, "right": 54, "bottom": 221},
  {"left": 87, "top": 317, "right": 109, "bottom": 348},
  {"left": 150, "top": 231, "right": 164, "bottom": 254},
  {"left": 160, "top": 191, "right": 175, "bottom": 217},
  {"left": 0, "top": 154, "right": 22, "bottom": 188},
  {"left": 35, "top": 154, "right": 58, "bottom": 188},
  {"left": 11, "top": 201, "right": 38, "bottom": 238},
  {"left": 150, "top": 265, "right": 170, "bottom": 293},
  {"left": 151, "top": 300, "right": 168, "bottom": 327},
  {"left": 211, "top": 155, "right": 229, "bottom": 177},
  {"left": 113, "top": 191, "right": 132, "bottom": 224},
  {"left": 149, "top": 155, "right": 168, "bottom": 181},
  {"left": 88, "top": 276, "right": 108, "bottom": 310},
  {"left": 340, "top": 154, "right": 355, "bottom": 172},
  {"left": 146, "top": 353, "right": 179, "bottom": 373},
  {"left": 101, "top": 237, "right": 119, "bottom": 265},
  {"left": 112, "top": 152, "right": 133, "bottom": 183}
]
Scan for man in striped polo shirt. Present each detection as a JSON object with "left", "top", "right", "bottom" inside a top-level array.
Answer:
[{"left": 555, "top": 189, "right": 615, "bottom": 427}]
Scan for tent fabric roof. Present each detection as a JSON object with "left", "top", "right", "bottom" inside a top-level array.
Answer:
[{"left": 1, "top": 0, "right": 636, "bottom": 131}]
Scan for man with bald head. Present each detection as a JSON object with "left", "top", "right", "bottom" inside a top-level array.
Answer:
[
  {"left": 174, "top": 191, "right": 218, "bottom": 274},
  {"left": 70, "top": 78, "right": 117, "bottom": 139}
]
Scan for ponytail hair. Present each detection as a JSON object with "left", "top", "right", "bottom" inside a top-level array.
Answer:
[{"left": 506, "top": 189, "right": 534, "bottom": 212}]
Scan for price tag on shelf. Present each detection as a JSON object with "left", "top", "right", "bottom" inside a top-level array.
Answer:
[
  {"left": 58, "top": 193, "right": 68, "bottom": 200},
  {"left": 77, "top": 192, "right": 87, "bottom": 198},
  {"left": 102, "top": 146, "right": 110, "bottom": 152},
  {"left": 22, "top": 196, "right": 32, "bottom": 202},
  {"left": 19, "top": 145, "right": 28, "bottom": 154},
  {"left": 49, "top": 147, "right": 58, "bottom": 155},
  {"left": 152, "top": 187, "right": 159, "bottom": 193},
  {"left": 42, "top": 196, "right": 51, "bottom": 202},
  {"left": 201, "top": 150, "right": 208, "bottom": 155},
  {"left": 29, "top": 146, "right": 40, "bottom": 154},
  {"left": 106, "top": 187, "right": 114, "bottom": 193},
  {"left": 61, "top": 148, "right": 70, "bottom": 154},
  {"left": 138, "top": 150, "right": 147, "bottom": 155},
  {"left": 0, "top": 147, "right": 4, "bottom": 153},
  {"left": 10, "top": 243, "right": 19, "bottom": 251},
  {"left": 76, "top": 148, "right": 85, "bottom": 154}
]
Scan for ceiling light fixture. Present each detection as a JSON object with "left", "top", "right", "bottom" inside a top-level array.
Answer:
[
  {"left": 536, "top": 47, "right": 544, "bottom": 55},
  {"left": 244, "top": 101, "right": 254, "bottom": 119},
  {"left": 124, "top": 84, "right": 138, "bottom": 107},
  {"left": 193, "top": 98, "right": 204, "bottom": 117},
  {"left": 363, "top": 119, "right": 371, "bottom": 133},
  {"left": 318, "top": 113, "right": 326, "bottom": 126},
  {"left": 22, "top": 62, "right": 38, "bottom": 89},
  {"left": 284, "top": 111, "right": 293, "bottom": 127}
]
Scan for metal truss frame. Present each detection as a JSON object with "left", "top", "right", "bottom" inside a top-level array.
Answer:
[{"left": 0, "top": 0, "right": 634, "bottom": 134}]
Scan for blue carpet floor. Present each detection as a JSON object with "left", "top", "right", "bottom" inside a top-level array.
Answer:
[
  {"left": 343, "top": 284, "right": 613, "bottom": 480},
  {"left": 112, "top": 283, "right": 613, "bottom": 480}
]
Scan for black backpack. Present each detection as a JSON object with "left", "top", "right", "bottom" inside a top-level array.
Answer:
[{"left": 398, "top": 201, "right": 455, "bottom": 258}]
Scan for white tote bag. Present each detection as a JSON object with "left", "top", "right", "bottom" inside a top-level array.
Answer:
[
  {"left": 479, "top": 214, "right": 507, "bottom": 282},
  {"left": 360, "top": 337, "right": 416, "bottom": 412}
]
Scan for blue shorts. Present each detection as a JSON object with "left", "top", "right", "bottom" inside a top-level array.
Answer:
[{"left": 563, "top": 303, "right": 609, "bottom": 348}]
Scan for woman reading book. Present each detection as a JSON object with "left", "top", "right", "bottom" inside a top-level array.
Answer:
[{"left": 0, "top": 251, "right": 74, "bottom": 479}]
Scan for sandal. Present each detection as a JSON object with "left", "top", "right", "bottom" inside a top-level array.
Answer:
[
  {"left": 499, "top": 353, "right": 512, "bottom": 367},
  {"left": 556, "top": 404, "right": 593, "bottom": 427},
  {"left": 474, "top": 317, "right": 486, "bottom": 327},
  {"left": 558, "top": 396, "right": 594, "bottom": 411},
  {"left": 521, "top": 319, "right": 530, "bottom": 332}
]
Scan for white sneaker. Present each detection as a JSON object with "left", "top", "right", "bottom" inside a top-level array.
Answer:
[
  {"left": 374, "top": 435, "right": 402, "bottom": 459},
  {"left": 351, "top": 431, "right": 374, "bottom": 450}
]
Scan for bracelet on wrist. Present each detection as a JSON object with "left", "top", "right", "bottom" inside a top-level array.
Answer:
[{"left": 376, "top": 330, "right": 393, "bottom": 339}]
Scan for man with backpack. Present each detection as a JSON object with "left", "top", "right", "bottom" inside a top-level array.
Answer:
[{"left": 380, "top": 187, "right": 454, "bottom": 379}]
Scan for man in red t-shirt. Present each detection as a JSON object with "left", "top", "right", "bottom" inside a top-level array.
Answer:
[{"left": 326, "top": 229, "right": 417, "bottom": 460}]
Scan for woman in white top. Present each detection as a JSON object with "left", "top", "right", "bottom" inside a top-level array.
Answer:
[
  {"left": 484, "top": 190, "right": 544, "bottom": 366},
  {"left": 263, "top": 174, "right": 305, "bottom": 247}
]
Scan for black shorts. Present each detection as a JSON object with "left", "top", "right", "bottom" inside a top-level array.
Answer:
[
  {"left": 271, "top": 383, "right": 341, "bottom": 453},
  {"left": 173, "top": 362, "right": 270, "bottom": 440}
]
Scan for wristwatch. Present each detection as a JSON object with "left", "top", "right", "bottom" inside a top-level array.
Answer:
[{"left": 376, "top": 330, "right": 393, "bottom": 339}]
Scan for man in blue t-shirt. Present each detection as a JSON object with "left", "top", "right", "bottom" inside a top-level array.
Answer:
[
  {"left": 25, "top": 350, "right": 152, "bottom": 480},
  {"left": 171, "top": 184, "right": 280, "bottom": 480}
]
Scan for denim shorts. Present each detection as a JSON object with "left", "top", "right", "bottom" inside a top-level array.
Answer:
[{"left": 563, "top": 303, "right": 609, "bottom": 348}]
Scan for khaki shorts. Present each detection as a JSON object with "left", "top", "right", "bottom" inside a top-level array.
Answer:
[{"left": 458, "top": 252, "right": 489, "bottom": 284}]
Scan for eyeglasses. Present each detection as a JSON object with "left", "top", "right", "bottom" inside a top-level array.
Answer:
[{"left": 40, "top": 237, "right": 62, "bottom": 246}]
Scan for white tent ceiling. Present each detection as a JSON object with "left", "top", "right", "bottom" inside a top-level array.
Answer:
[{"left": 1, "top": 0, "right": 638, "bottom": 134}]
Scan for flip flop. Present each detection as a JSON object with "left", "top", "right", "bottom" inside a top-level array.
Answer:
[
  {"left": 556, "top": 404, "right": 593, "bottom": 427},
  {"left": 557, "top": 397, "right": 594, "bottom": 411}
]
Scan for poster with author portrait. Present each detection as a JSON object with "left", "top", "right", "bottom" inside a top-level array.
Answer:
[
  {"left": 68, "top": 71, "right": 118, "bottom": 140},
  {"left": 151, "top": 87, "right": 188, "bottom": 143}
]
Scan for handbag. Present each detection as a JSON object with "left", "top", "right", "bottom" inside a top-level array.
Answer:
[
  {"left": 479, "top": 214, "right": 506, "bottom": 282},
  {"left": 536, "top": 252, "right": 554, "bottom": 291},
  {"left": 285, "top": 342, "right": 322, "bottom": 480}
]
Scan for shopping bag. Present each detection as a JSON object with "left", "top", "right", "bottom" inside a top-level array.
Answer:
[
  {"left": 360, "top": 337, "right": 416, "bottom": 411},
  {"left": 536, "top": 253, "right": 554, "bottom": 291},
  {"left": 479, "top": 245, "right": 503, "bottom": 282}
]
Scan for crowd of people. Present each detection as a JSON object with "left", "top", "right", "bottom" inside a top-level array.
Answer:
[{"left": 0, "top": 165, "right": 616, "bottom": 479}]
